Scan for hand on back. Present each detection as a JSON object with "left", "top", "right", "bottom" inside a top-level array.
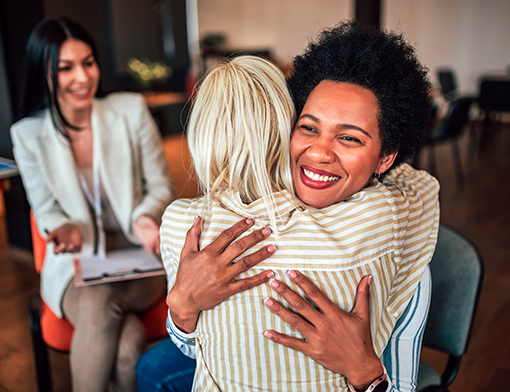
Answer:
[
  {"left": 264, "top": 271, "right": 384, "bottom": 390},
  {"left": 167, "top": 216, "right": 276, "bottom": 333}
]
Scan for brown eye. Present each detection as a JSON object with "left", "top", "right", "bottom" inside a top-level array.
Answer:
[
  {"left": 300, "top": 125, "right": 316, "bottom": 133},
  {"left": 342, "top": 136, "right": 360, "bottom": 142}
]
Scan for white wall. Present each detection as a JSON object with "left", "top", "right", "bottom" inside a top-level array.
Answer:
[
  {"left": 197, "top": 0, "right": 353, "bottom": 66},
  {"left": 195, "top": 0, "right": 510, "bottom": 95},
  {"left": 383, "top": 0, "right": 510, "bottom": 95}
]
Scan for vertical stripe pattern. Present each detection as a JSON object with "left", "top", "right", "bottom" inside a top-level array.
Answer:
[{"left": 161, "top": 164, "right": 439, "bottom": 391}]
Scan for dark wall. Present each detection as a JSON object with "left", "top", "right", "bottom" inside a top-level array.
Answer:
[
  {"left": 355, "top": 0, "right": 381, "bottom": 28},
  {"left": 0, "top": 0, "right": 45, "bottom": 250},
  {"left": 44, "top": 0, "right": 189, "bottom": 92},
  {"left": 0, "top": 23, "right": 13, "bottom": 157}
]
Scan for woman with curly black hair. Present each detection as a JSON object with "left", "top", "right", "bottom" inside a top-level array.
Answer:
[
  {"left": 137, "top": 20, "right": 436, "bottom": 392},
  {"left": 288, "top": 20, "right": 433, "bottom": 174}
]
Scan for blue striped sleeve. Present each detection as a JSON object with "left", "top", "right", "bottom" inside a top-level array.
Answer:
[
  {"left": 166, "top": 309, "right": 197, "bottom": 359},
  {"left": 382, "top": 266, "right": 432, "bottom": 392}
]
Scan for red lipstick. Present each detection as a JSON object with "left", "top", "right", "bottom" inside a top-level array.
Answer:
[{"left": 300, "top": 165, "right": 340, "bottom": 190}]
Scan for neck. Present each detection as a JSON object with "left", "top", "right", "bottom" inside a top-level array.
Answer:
[{"left": 60, "top": 104, "right": 92, "bottom": 129}]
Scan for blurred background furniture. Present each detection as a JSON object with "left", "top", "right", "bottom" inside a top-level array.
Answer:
[
  {"left": 144, "top": 91, "right": 188, "bottom": 137},
  {"left": 28, "top": 213, "right": 169, "bottom": 392},
  {"left": 413, "top": 97, "right": 474, "bottom": 187},
  {"left": 438, "top": 69, "right": 458, "bottom": 102},
  {"left": 416, "top": 225, "right": 484, "bottom": 392},
  {"left": 477, "top": 76, "right": 510, "bottom": 150}
]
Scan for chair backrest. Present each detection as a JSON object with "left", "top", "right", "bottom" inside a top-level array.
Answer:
[
  {"left": 438, "top": 69, "right": 457, "bottom": 101},
  {"left": 422, "top": 225, "right": 484, "bottom": 357},
  {"left": 478, "top": 79, "right": 510, "bottom": 113},
  {"left": 436, "top": 97, "right": 474, "bottom": 141}
]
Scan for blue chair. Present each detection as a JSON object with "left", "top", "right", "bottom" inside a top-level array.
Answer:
[{"left": 417, "top": 225, "right": 484, "bottom": 391}]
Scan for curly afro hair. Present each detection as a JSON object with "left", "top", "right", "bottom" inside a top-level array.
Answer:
[{"left": 288, "top": 20, "right": 433, "bottom": 170}]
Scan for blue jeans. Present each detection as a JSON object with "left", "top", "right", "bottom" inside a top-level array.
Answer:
[{"left": 136, "top": 338, "right": 195, "bottom": 392}]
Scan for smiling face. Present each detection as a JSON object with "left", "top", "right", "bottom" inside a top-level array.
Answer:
[
  {"left": 290, "top": 80, "right": 397, "bottom": 208},
  {"left": 55, "top": 39, "right": 100, "bottom": 116}
]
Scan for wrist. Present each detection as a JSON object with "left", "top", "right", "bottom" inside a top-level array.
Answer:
[
  {"left": 167, "top": 290, "right": 200, "bottom": 333},
  {"left": 346, "top": 360, "right": 384, "bottom": 391}
]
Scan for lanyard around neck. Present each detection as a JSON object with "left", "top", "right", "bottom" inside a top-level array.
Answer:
[{"left": 78, "top": 154, "right": 106, "bottom": 259}]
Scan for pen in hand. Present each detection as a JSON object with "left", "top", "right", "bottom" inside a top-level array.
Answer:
[
  {"left": 44, "top": 229, "right": 59, "bottom": 246},
  {"left": 43, "top": 224, "right": 83, "bottom": 254}
]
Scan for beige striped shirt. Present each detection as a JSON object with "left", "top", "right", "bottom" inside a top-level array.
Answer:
[{"left": 161, "top": 163, "right": 440, "bottom": 391}]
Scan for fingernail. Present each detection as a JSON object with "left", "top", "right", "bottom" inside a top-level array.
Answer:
[
  {"left": 193, "top": 215, "right": 199, "bottom": 224},
  {"left": 368, "top": 275, "right": 373, "bottom": 285},
  {"left": 267, "top": 244, "right": 276, "bottom": 253},
  {"left": 288, "top": 270, "right": 297, "bottom": 278},
  {"left": 266, "top": 271, "right": 275, "bottom": 278},
  {"left": 264, "top": 330, "right": 273, "bottom": 338},
  {"left": 262, "top": 227, "right": 271, "bottom": 236},
  {"left": 269, "top": 278, "right": 279, "bottom": 288},
  {"left": 246, "top": 218, "right": 254, "bottom": 225},
  {"left": 264, "top": 297, "right": 275, "bottom": 306}
]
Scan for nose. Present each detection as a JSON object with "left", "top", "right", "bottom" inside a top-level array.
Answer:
[
  {"left": 306, "top": 136, "right": 336, "bottom": 163},
  {"left": 74, "top": 65, "right": 89, "bottom": 83}
]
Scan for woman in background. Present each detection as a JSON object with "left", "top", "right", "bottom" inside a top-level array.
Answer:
[{"left": 11, "top": 17, "right": 173, "bottom": 392}]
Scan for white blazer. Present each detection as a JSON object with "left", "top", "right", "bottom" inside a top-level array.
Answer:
[{"left": 11, "top": 93, "right": 173, "bottom": 317}]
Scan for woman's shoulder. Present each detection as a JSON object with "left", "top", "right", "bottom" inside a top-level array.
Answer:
[
  {"left": 10, "top": 110, "right": 48, "bottom": 138},
  {"left": 381, "top": 163, "right": 440, "bottom": 202},
  {"left": 98, "top": 92, "right": 147, "bottom": 117},
  {"left": 162, "top": 197, "right": 206, "bottom": 220}
]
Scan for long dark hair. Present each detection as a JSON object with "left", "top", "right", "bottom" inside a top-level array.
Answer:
[{"left": 18, "top": 17, "right": 102, "bottom": 133}]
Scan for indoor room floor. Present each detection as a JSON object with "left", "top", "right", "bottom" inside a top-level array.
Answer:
[{"left": 0, "top": 121, "right": 509, "bottom": 391}]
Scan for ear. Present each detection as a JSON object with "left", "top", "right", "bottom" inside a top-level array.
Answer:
[{"left": 376, "top": 151, "right": 398, "bottom": 175}]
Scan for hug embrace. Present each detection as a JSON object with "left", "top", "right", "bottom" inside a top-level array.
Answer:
[{"left": 139, "top": 20, "right": 439, "bottom": 392}]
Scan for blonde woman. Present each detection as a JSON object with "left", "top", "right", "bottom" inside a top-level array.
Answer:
[{"left": 158, "top": 49, "right": 438, "bottom": 391}]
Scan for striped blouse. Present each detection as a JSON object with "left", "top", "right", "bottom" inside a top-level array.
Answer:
[{"left": 161, "top": 163, "right": 440, "bottom": 392}]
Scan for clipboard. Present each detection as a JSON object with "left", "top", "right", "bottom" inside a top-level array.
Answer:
[
  {"left": 0, "top": 157, "right": 18, "bottom": 179},
  {"left": 74, "top": 248, "right": 166, "bottom": 287}
]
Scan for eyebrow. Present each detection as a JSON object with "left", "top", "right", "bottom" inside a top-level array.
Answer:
[
  {"left": 298, "top": 113, "right": 372, "bottom": 139},
  {"left": 58, "top": 53, "right": 94, "bottom": 64}
]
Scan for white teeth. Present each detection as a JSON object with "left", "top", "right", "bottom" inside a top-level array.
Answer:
[{"left": 303, "top": 168, "right": 340, "bottom": 182}]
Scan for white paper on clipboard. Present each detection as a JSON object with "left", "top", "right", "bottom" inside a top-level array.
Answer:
[{"left": 74, "top": 248, "right": 165, "bottom": 286}]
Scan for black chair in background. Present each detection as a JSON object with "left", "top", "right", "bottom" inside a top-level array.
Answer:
[
  {"left": 438, "top": 69, "right": 458, "bottom": 101},
  {"left": 477, "top": 78, "right": 510, "bottom": 149},
  {"left": 416, "top": 225, "right": 484, "bottom": 392},
  {"left": 413, "top": 97, "right": 474, "bottom": 187}
]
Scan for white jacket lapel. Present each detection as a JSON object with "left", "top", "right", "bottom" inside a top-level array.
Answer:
[
  {"left": 38, "top": 111, "right": 90, "bottom": 221},
  {"left": 91, "top": 99, "right": 134, "bottom": 233}
]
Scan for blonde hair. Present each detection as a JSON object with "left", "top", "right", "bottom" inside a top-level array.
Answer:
[{"left": 187, "top": 55, "right": 296, "bottom": 234}]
